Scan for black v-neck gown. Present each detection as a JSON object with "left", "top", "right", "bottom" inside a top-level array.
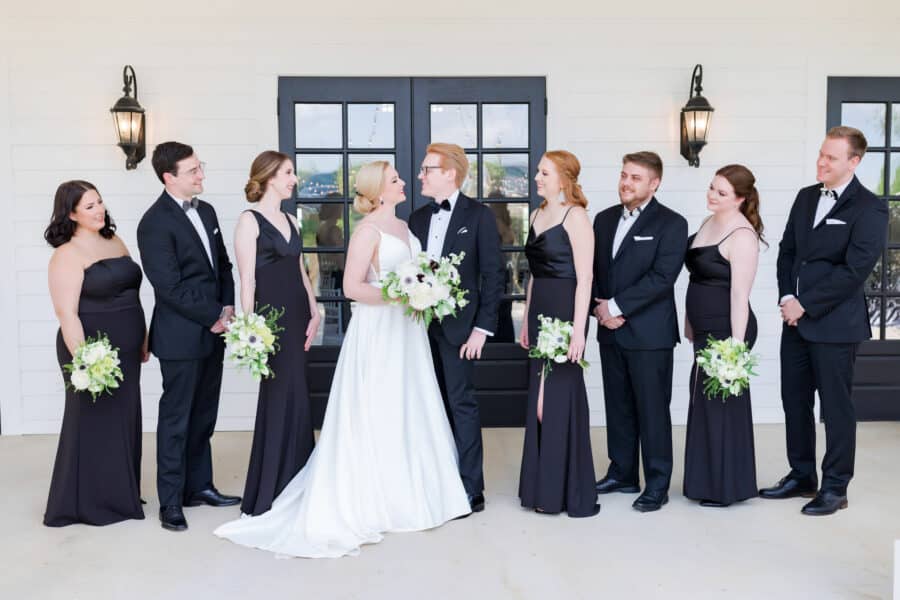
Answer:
[
  {"left": 240, "top": 211, "right": 314, "bottom": 516},
  {"left": 682, "top": 233, "right": 758, "bottom": 504},
  {"left": 518, "top": 222, "right": 598, "bottom": 517},
  {"left": 45, "top": 256, "right": 145, "bottom": 527}
]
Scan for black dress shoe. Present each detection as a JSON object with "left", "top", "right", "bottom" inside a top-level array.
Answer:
[
  {"left": 183, "top": 486, "right": 241, "bottom": 507},
  {"left": 595, "top": 476, "right": 640, "bottom": 494},
  {"left": 699, "top": 499, "right": 732, "bottom": 508},
  {"left": 759, "top": 475, "right": 818, "bottom": 499},
  {"left": 632, "top": 490, "right": 668, "bottom": 512},
  {"left": 801, "top": 490, "right": 848, "bottom": 516},
  {"left": 159, "top": 505, "right": 188, "bottom": 531},
  {"left": 468, "top": 493, "right": 485, "bottom": 513}
]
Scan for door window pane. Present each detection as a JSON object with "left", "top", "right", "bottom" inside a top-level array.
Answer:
[
  {"left": 483, "top": 154, "right": 529, "bottom": 198},
  {"left": 348, "top": 104, "right": 395, "bottom": 149},
  {"left": 867, "top": 296, "right": 882, "bottom": 339},
  {"left": 298, "top": 203, "right": 345, "bottom": 249},
  {"left": 303, "top": 252, "right": 345, "bottom": 299},
  {"left": 841, "top": 103, "right": 886, "bottom": 147},
  {"left": 461, "top": 153, "right": 478, "bottom": 198},
  {"left": 886, "top": 297, "right": 900, "bottom": 340},
  {"left": 503, "top": 250, "right": 530, "bottom": 295},
  {"left": 431, "top": 104, "right": 477, "bottom": 148},
  {"left": 312, "top": 300, "right": 352, "bottom": 346},
  {"left": 488, "top": 201, "right": 530, "bottom": 246},
  {"left": 890, "top": 202, "right": 900, "bottom": 244},
  {"left": 893, "top": 104, "right": 900, "bottom": 146},
  {"left": 866, "top": 256, "right": 883, "bottom": 292},
  {"left": 890, "top": 153, "right": 900, "bottom": 195},
  {"left": 295, "top": 104, "right": 342, "bottom": 148},
  {"left": 886, "top": 249, "right": 900, "bottom": 292},
  {"left": 482, "top": 103, "right": 529, "bottom": 148},
  {"left": 348, "top": 154, "right": 395, "bottom": 196},
  {"left": 856, "top": 151, "right": 885, "bottom": 195},
  {"left": 297, "top": 154, "right": 343, "bottom": 198}
]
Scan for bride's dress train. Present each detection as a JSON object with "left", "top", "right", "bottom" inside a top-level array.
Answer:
[{"left": 214, "top": 228, "right": 470, "bottom": 558}]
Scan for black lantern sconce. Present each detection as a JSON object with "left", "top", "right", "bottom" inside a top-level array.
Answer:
[
  {"left": 110, "top": 65, "right": 146, "bottom": 170},
  {"left": 680, "top": 64, "right": 714, "bottom": 167}
]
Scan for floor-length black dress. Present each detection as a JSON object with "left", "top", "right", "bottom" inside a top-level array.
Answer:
[
  {"left": 240, "top": 210, "right": 314, "bottom": 516},
  {"left": 518, "top": 211, "right": 598, "bottom": 517},
  {"left": 45, "top": 256, "right": 145, "bottom": 526},
  {"left": 683, "top": 229, "right": 758, "bottom": 504}
]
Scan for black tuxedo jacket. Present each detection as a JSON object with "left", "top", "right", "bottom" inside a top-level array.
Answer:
[
  {"left": 591, "top": 197, "right": 687, "bottom": 350},
  {"left": 776, "top": 176, "right": 887, "bottom": 343},
  {"left": 409, "top": 193, "right": 505, "bottom": 346},
  {"left": 137, "top": 191, "right": 235, "bottom": 360}
]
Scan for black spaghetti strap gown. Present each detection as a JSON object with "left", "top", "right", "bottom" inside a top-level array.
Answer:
[
  {"left": 683, "top": 229, "right": 758, "bottom": 505},
  {"left": 518, "top": 210, "right": 598, "bottom": 517},
  {"left": 240, "top": 210, "right": 315, "bottom": 516},
  {"left": 45, "top": 256, "right": 145, "bottom": 527}
]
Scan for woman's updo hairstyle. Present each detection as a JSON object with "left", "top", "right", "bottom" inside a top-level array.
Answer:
[
  {"left": 245, "top": 150, "right": 292, "bottom": 202},
  {"left": 353, "top": 160, "right": 390, "bottom": 214},
  {"left": 716, "top": 163, "right": 766, "bottom": 246},
  {"left": 541, "top": 150, "right": 588, "bottom": 209}
]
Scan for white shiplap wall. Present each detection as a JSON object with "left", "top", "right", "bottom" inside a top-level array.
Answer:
[{"left": 1, "top": 1, "right": 898, "bottom": 434}]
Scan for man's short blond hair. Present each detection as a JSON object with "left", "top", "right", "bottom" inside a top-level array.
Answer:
[{"left": 427, "top": 142, "right": 469, "bottom": 188}]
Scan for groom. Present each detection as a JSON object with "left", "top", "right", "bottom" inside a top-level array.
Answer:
[
  {"left": 409, "top": 142, "right": 504, "bottom": 514},
  {"left": 137, "top": 141, "right": 240, "bottom": 532}
]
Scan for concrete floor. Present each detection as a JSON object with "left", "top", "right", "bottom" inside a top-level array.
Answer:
[{"left": 1, "top": 424, "right": 898, "bottom": 600}]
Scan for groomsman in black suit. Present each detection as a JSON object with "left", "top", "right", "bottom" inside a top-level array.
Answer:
[
  {"left": 761, "top": 126, "right": 887, "bottom": 515},
  {"left": 591, "top": 151, "right": 688, "bottom": 512},
  {"left": 409, "top": 142, "right": 504, "bottom": 514},
  {"left": 137, "top": 142, "right": 240, "bottom": 531}
]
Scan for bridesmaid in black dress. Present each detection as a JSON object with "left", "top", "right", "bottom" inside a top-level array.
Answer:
[
  {"left": 44, "top": 180, "right": 147, "bottom": 526},
  {"left": 683, "top": 164, "right": 764, "bottom": 507},
  {"left": 519, "top": 151, "right": 599, "bottom": 517},
  {"left": 234, "top": 151, "right": 320, "bottom": 516}
]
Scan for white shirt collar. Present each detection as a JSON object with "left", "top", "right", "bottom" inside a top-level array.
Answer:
[
  {"left": 165, "top": 189, "right": 193, "bottom": 205},
  {"left": 620, "top": 196, "right": 652, "bottom": 219},
  {"left": 822, "top": 177, "right": 852, "bottom": 198},
  {"left": 446, "top": 189, "right": 460, "bottom": 210}
]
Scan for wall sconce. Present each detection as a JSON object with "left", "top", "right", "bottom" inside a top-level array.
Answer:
[
  {"left": 110, "top": 65, "right": 146, "bottom": 170},
  {"left": 680, "top": 64, "right": 714, "bottom": 168}
]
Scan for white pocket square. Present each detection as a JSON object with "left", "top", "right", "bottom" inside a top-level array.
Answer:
[
  {"left": 213, "top": 227, "right": 219, "bottom": 234},
  {"left": 634, "top": 235, "right": 654, "bottom": 241},
  {"left": 825, "top": 218, "right": 846, "bottom": 225},
  {"left": 457, "top": 227, "right": 468, "bottom": 235}
]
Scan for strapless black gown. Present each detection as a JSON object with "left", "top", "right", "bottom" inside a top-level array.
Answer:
[
  {"left": 240, "top": 211, "right": 314, "bottom": 516},
  {"left": 45, "top": 256, "right": 145, "bottom": 526},
  {"left": 518, "top": 217, "right": 598, "bottom": 517},
  {"left": 683, "top": 232, "right": 758, "bottom": 504}
]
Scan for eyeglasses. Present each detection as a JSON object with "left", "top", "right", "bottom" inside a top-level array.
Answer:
[
  {"left": 418, "top": 165, "right": 442, "bottom": 175},
  {"left": 182, "top": 162, "right": 207, "bottom": 177}
]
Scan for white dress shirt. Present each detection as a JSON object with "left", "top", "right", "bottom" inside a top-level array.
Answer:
[
  {"left": 780, "top": 177, "right": 852, "bottom": 305},
  {"left": 168, "top": 191, "right": 214, "bottom": 266},
  {"left": 608, "top": 198, "right": 652, "bottom": 318},
  {"left": 425, "top": 189, "right": 491, "bottom": 337}
]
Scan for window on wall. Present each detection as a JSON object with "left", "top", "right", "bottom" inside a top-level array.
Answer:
[
  {"left": 828, "top": 78, "right": 900, "bottom": 341},
  {"left": 279, "top": 77, "right": 546, "bottom": 346}
]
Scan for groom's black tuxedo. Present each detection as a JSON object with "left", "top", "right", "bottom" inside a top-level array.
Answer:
[
  {"left": 776, "top": 176, "right": 887, "bottom": 494},
  {"left": 409, "top": 192, "right": 504, "bottom": 497},
  {"left": 591, "top": 197, "right": 687, "bottom": 493},
  {"left": 137, "top": 191, "right": 235, "bottom": 507}
]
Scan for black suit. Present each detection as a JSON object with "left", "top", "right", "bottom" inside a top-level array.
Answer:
[
  {"left": 591, "top": 197, "right": 687, "bottom": 492},
  {"left": 137, "top": 191, "right": 235, "bottom": 506},
  {"left": 776, "top": 176, "right": 887, "bottom": 494},
  {"left": 409, "top": 193, "right": 504, "bottom": 496}
]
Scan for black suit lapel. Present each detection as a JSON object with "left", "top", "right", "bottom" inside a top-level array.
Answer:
[
  {"left": 161, "top": 191, "right": 214, "bottom": 272},
  {"left": 600, "top": 210, "right": 618, "bottom": 264},
  {"left": 441, "top": 194, "right": 471, "bottom": 257},
  {"left": 196, "top": 204, "right": 218, "bottom": 272},
  {"left": 613, "top": 197, "right": 658, "bottom": 261}
]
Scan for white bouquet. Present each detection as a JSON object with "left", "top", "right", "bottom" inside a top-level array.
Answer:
[
  {"left": 222, "top": 305, "right": 284, "bottom": 381},
  {"left": 695, "top": 336, "right": 759, "bottom": 402},
  {"left": 64, "top": 333, "right": 124, "bottom": 402},
  {"left": 381, "top": 251, "right": 469, "bottom": 327},
  {"left": 528, "top": 314, "right": 589, "bottom": 377}
]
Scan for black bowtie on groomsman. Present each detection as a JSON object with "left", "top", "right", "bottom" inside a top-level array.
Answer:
[
  {"left": 591, "top": 194, "right": 688, "bottom": 513},
  {"left": 764, "top": 154, "right": 887, "bottom": 515}
]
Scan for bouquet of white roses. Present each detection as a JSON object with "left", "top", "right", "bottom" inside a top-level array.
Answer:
[
  {"left": 223, "top": 304, "right": 285, "bottom": 381},
  {"left": 64, "top": 333, "right": 124, "bottom": 402},
  {"left": 528, "top": 314, "right": 589, "bottom": 377},
  {"left": 695, "top": 336, "right": 759, "bottom": 402},
  {"left": 381, "top": 251, "right": 469, "bottom": 327}
]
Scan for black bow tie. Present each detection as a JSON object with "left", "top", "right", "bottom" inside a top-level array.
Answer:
[
  {"left": 820, "top": 188, "right": 838, "bottom": 200},
  {"left": 182, "top": 198, "right": 199, "bottom": 212},
  {"left": 430, "top": 199, "right": 451, "bottom": 214}
]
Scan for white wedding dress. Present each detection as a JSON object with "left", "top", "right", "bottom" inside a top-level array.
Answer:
[{"left": 214, "top": 227, "right": 471, "bottom": 558}]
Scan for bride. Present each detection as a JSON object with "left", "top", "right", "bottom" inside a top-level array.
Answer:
[{"left": 214, "top": 161, "right": 471, "bottom": 557}]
